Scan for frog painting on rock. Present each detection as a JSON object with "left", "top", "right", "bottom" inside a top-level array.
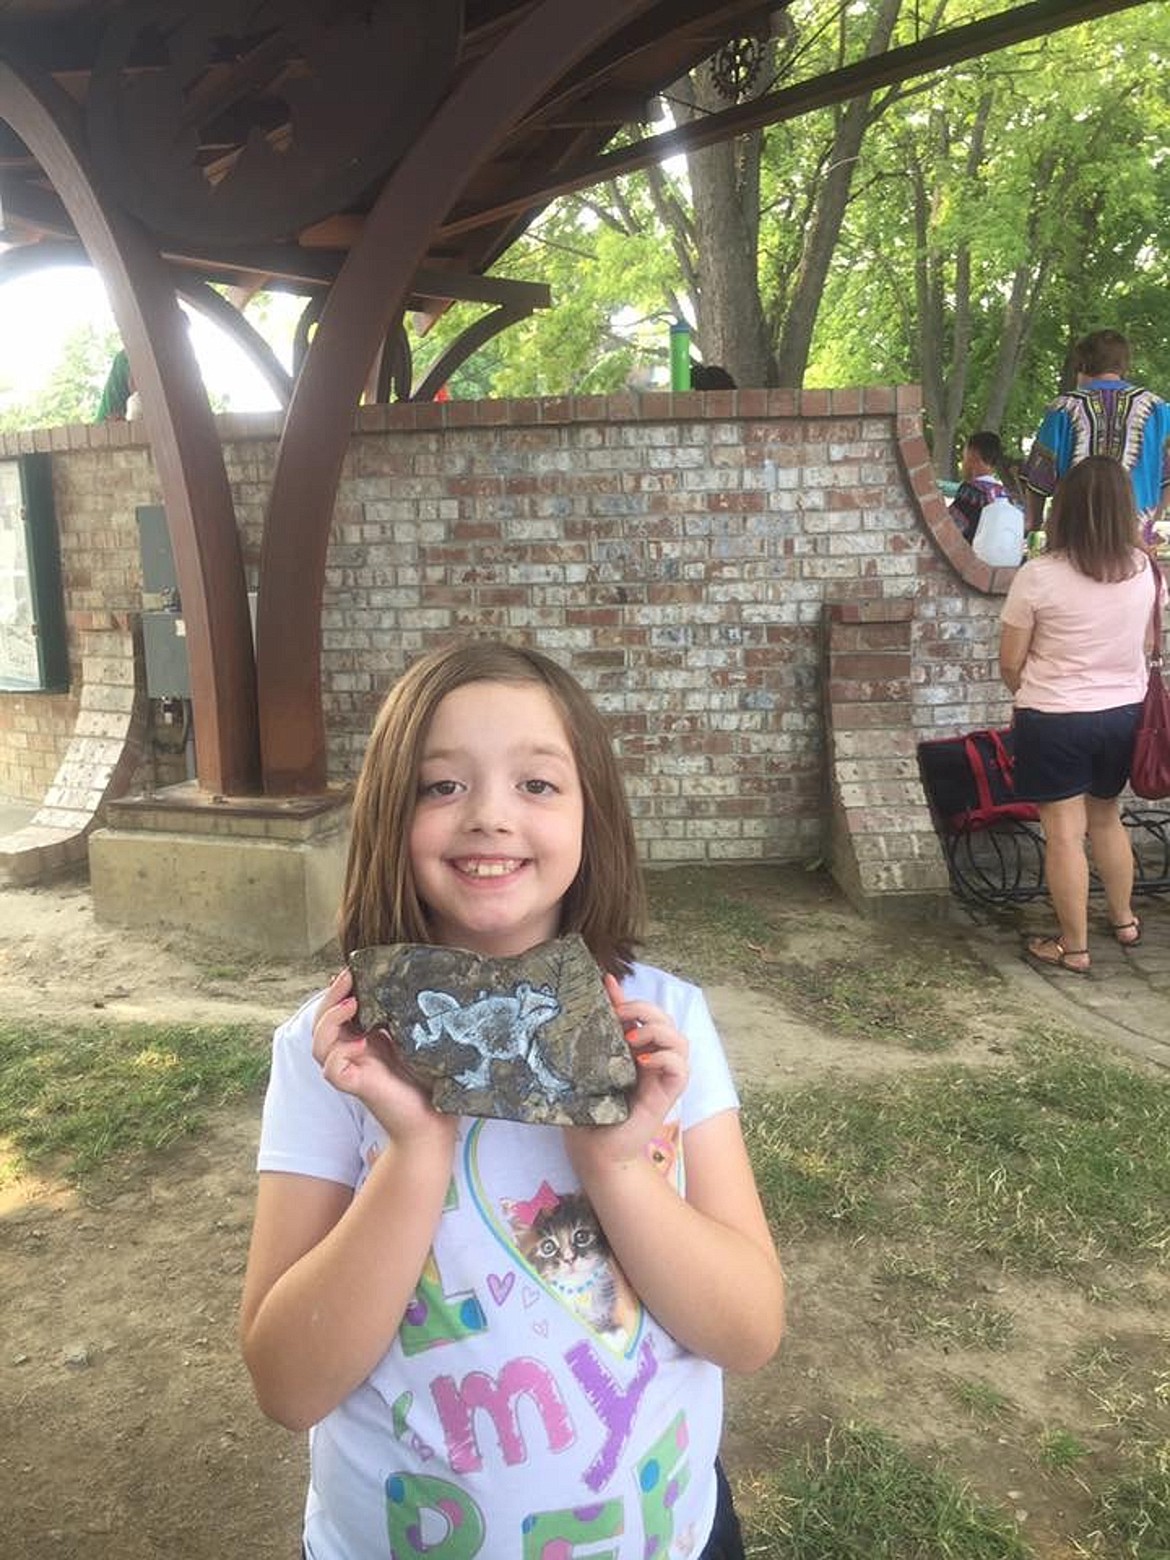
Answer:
[{"left": 239, "top": 639, "right": 786, "bottom": 1559}]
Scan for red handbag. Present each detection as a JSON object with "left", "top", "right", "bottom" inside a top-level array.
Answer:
[{"left": 1129, "top": 557, "right": 1170, "bottom": 800}]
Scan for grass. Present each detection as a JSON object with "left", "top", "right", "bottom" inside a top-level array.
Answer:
[
  {"left": 1037, "top": 1428, "right": 1089, "bottom": 1471},
  {"left": 645, "top": 863, "right": 986, "bottom": 1052},
  {"left": 743, "top": 1422, "right": 1033, "bottom": 1559},
  {"left": 945, "top": 1378, "right": 1017, "bottom": 1423},
  {"left": 742, "top": 1027, "right": 1170, "bottom": 1277},
  {"left": 0, "top": 1017, "right": 269, "bottom": 1184},
  {"left": 1086, "top": 1451, "right": 1170, "bottom": 1557}
]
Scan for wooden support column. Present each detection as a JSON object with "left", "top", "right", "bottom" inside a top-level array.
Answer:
[
  {"left": 255, "top": 0, "right": 659, "bottom": 793},
  {"left": 0, "top": 58, "right": 261, "bottom": 795}
]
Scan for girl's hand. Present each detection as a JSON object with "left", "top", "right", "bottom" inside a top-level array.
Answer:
[
  {"left": 311, "top": 969, "right": 453, "bottom": 1144},
  {"left": 565, "top": 974, "right": 688, "bottom": 1174}
]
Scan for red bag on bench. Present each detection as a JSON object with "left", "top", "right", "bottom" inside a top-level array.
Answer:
[{"left": 917, "top": 727, "right": 1040, "bottom": 833}]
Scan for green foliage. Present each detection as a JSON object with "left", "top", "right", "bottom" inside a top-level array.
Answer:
[
  {"left": 805, "top": 5, "right": 1170, "bottom": 455},
  {"left": 414, "top": 1, "right": 1170, "bottom": 443},
  {"left": 410, "top": 189, "right": 686, "bottom": 398},
  {"left": 0, "top": 319, "right": 120, "bottom": 430}
]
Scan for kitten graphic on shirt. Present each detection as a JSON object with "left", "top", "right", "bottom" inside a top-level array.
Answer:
[
  {"left": 503, "top": 1125, "right": 681, "bottom": 1348},
  {"left": 512, "top": 1190, "right": 638, "bottom": 1345}
]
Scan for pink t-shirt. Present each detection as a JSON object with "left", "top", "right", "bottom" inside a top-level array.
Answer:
[{"left": 999, "top": 549, "right": 1159, "bottom": 712}]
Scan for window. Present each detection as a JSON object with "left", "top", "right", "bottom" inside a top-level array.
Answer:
[{"left": 0, "top": 454, "right": 69, "bottom": 692}]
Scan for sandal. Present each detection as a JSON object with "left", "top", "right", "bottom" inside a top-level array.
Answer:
[
  {"left": 1110, "top": 917, "right": 1142, "bottom": 949},
  {"left": 1023, "top": 935, "right": 1091, "bottom": 976}
]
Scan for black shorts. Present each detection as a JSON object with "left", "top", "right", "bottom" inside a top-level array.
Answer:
[{"left": 1012, "top": 704, "right": 1142, "bottom": 803}]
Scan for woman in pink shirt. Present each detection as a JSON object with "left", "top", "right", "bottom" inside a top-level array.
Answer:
[{"left": 999, "top": 456, "right": 1160, "bottom": 973}]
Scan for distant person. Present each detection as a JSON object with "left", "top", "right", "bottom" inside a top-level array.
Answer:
[
  {"left": 1020, "top": 329, "right": 1170, "bottom": 545},
  {"left": 239, "top": 639, "right": 785, "bottom": 1560},
  {"left": 690, "top": 362, "right": 736, "bottom": 390},
  {"left": 1000, "top": 456, "right": 1160, "bottom": 975},
  {"left": 948, "top": 430, "right": 1020, "bottom": 544},
  {"left": 94, "top": 348, "right": 133, "bottom": 422}
]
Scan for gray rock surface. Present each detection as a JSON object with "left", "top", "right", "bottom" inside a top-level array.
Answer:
[{"left": 349, "top": 933, "right": 635, "bottom": 1124}]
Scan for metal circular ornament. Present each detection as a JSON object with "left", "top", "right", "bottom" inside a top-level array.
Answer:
[
  {"left": 709, "top": 36, "right": 766, "bottom": 103},
  {"left": 86, "top": 0, "right": 464, "bottom": 247}
]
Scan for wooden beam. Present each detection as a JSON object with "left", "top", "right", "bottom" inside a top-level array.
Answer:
[
  {"left": 440, "top": 0, "right": 1156, "bottom": 239},
  {"left": 255, "top": 0, "right": 661, "bottom": 793}
]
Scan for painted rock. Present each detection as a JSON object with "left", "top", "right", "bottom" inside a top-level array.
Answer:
[{"left": 348, "top": 933, "right": 635, "bottom": 1125}]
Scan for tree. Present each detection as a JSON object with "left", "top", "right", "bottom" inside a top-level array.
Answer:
[
  {"left": 410, "top": 187, "right": 685, "bottom": 397},
  {"left": 0, "top": 320, "right": 119, "bottom": 431},
  {"left": 809, "top": 5, "right": 1170, "bottom": 468}
]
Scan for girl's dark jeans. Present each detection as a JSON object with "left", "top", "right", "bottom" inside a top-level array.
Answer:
[{"left": 701, "top": 1458, "right": 747, "bottom": 1559}]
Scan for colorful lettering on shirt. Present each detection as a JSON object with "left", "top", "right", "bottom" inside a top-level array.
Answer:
[
  {"left": 385, "top": 1473, "right": 485, "bottom": 1558},
  {"left": 637, "top": 1413, "right": 691, "bottom": 1557},
  {"left": 431, "top": 1357, "right": 575, "bottom": 1472},
  {"left": 520, "top": 1500, "right": 624, "bottom": 1559},
  {"left": 401, "top": 1183, "right": 488, "bottom": 1355},
  {"left": 565, "top": 1337, "right": 659, "bottom": 1491}
]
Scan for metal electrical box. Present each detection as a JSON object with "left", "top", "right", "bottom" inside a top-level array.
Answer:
[{"left": 137, "top": 504, "right": 190, "bottom": 698}]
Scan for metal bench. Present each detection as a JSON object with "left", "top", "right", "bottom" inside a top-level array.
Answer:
[{"left": 916, "top": 729, "right": 1170, "bottom": 906}]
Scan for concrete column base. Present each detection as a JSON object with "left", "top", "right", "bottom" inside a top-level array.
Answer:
[{"left": 89, "top": 783, "right": 352, "bottom": 958}]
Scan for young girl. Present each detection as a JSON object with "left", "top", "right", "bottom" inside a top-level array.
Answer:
[{"left": 239, "top": 639, "right": 785, "bottom": 1560}]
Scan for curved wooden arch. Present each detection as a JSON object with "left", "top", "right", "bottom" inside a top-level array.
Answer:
[
  {"left": 0, "top": 244, "right": 294, "bottom": 411},
  {"left": 292, "top": 294, "right": 327, "bottom": 377},
  {"left": 173, "top": 280, "right": 294, "bottom": 408},
  {"left": 0, "top": 61, "right": 260, "bottom": 795},
  {"left": 414, "top": 304, "right": 529, "bottom": 403},
  {"left": 374, "top": 324, "right": 413, "bottom": 404},
  {"left": 256, "top": 0, "right": 661, "bottom": 792}
]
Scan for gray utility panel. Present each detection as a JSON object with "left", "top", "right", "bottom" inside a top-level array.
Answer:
[
  {"left": 137, "top": 504, "right": 190, "bottom": 698},
  {"left": 136, "top": 505, "right": 257, "bottom": 698}
]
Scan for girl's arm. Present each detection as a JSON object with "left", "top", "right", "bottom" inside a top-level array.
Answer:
[
  {"left": 566, "top": 981, "right": 784, "bottom": 1373},
  {"left": 239, "top": 972, "right": 457, "bottom": 1431},
  {"left": 570, "top": 1108, "right": 784, "bottom": 1372}
]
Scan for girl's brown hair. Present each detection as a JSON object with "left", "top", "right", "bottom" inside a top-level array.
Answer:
[
  {"left": 1046, "top": 455, "right": 1141, "bottom": 582},
  {"left": 339, "top": 639, "right": 646, "bottom": 974}
]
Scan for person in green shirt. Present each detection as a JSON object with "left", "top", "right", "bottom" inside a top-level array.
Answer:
[{"left": 95, "top": 349, "right": 133, "bottom": 421}]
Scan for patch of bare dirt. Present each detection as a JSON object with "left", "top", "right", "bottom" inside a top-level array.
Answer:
[{"left": 0, "top": 877, "right": 1162, "bottom": 1558}]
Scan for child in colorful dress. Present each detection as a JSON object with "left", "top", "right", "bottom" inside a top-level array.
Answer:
[{"left": 239, "top": 639, "right": 785, "bottom": 1559}]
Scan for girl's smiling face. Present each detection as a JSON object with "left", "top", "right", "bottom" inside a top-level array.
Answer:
[{"left": 409, "top": 679, "right": 585, "bottom": 957}]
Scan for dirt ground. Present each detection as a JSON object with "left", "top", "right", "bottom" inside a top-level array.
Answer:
[{"left": 0, "top": 874, "right": 1164, "bottom": 1558}]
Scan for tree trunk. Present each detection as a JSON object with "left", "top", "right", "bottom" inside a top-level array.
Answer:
[
  {"left": 774, "top": 0, "right": 903, "bottom": 387},
  {"left": 671, "top": 70, "right": 773, "bottom": 386}
]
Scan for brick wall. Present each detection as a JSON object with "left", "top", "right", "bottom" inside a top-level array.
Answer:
[{"left": 0, "top": 388, "right": 1013, "bottom": 869}]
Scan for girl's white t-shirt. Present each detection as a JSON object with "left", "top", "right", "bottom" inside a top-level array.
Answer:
[
  {"left": 1000, "top": 549, "right": 1158, "bottom": 712},
  {"left": 257, "top": 961, "right": 740, "bottom": 1560}
]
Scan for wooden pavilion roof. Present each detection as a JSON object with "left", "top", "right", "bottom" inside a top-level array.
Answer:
[
  {"left": 0, "top": 0, "right": 1150, "bottom": 803},
  {"left": 0, "top": 1, "right": 1140, "bottom": 314},
  {"left": 0, "top": 1, "right": 793, "bottom": 312}
]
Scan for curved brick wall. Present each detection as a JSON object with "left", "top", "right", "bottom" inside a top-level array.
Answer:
[{"left": 0, "top": 387, "right": 1016, "bottom": 885}]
